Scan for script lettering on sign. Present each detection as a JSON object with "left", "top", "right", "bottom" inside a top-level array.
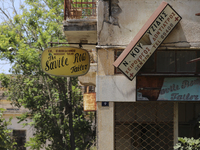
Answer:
[
  {"left": 113, "top": 2, "right": 182, "bottom": 81},
  {"left": 137, "top": 77, "right": 200, "bottom": 101},
  {"left": 41, "top": 47, "right": 90, "bottom": 77}
]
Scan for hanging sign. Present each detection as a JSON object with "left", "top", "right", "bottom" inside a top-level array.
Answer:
[
  {"left": 41, "top": 46, "right": 90, "bottom": 77},
  {"left": 113, "top": 2, "right": 182, "bottom": 81},
  {"left": 83, "top": 93, "right": 96, "bottom": 111}
]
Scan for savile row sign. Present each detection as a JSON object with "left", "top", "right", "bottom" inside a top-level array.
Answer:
[
  {"left": 113, "top": 2, "right": 182, "bottom": 81},
  {"left": 41, "top": 47, "right": 90, "bottom": 77}
]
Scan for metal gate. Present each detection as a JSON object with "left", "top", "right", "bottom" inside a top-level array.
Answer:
[{"left": 115, "top": 102, "right": 174, "bottom": 150}]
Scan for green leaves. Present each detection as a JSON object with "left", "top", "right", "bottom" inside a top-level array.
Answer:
[
  {"left": 0, "top": 109, "right": 16, "bottom": 150},
  {"left": 174, "top": 137, "right": 200, "bottom": 150}
]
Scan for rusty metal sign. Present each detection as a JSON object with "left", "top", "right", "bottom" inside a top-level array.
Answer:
[
  {"left": 113, "top": 2, "right": 182, "bottom": 81},
  {"left": 83, "top": 93, "right": 96, "bottom": 111}
]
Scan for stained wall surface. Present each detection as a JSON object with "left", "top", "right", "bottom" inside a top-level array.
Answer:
[{"left": 98, "top": 0, "right": 200, "bottom": 47}]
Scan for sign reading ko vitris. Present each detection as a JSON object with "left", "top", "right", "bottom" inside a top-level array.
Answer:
[
  {"left": 41, "top": 47, "right": 90, "bottom": 77},
  {"left": 113, "top": 2, "right": 182, "bottom": 81}
]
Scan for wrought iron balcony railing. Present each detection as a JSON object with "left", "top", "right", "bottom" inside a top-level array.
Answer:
[{"left": 64, "top": 0, "right": 97, "bottom": 20}]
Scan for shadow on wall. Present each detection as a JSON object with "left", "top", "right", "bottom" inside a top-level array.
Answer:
[{"left": 163, "top": 22, "right": 189, "bottom": 46}]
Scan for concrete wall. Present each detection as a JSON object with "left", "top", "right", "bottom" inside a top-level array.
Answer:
[
  {"left": 97, "top": 101, "right": 114, "bottom": 150},
  {"left": 96, "top": 48, "right": 136, "bottom": 102},
  {"left": 97, "top": 49, "right": 115, "bottom": 76},
  {"left": 98, "top": 0, "right": 200, "bottom": 47},
  {"left": 96, "top": 75, "right": 136, "bottom": 101}
]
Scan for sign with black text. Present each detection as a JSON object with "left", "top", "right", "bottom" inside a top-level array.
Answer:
[
  {"left": 113, "top": 2, "right": 182, "bottom": 81},
  {"left": 41, "top": 47, "right": 90, "bottom": 77}
]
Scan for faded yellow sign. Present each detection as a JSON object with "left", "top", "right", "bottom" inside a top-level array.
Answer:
[{"left": 41, "top": 47, "right": 90, "bottom": 77}]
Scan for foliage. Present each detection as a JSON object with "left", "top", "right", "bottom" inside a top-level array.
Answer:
[
  {"left": 174, "top": 137, "right": 200, "bottom": 150},
  {"left": 0, "top": 108, "right": 16, "bottom": 150},
  {"left": 174, "top": 119, "right": 200, "bottom": 150},
  {"left": 0, "top": 0, "right": 95, "bottom": 150}
]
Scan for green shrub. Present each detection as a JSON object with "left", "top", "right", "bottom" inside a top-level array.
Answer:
[{"left": 174, "top": 137, "right": 200, "bottom": 150}]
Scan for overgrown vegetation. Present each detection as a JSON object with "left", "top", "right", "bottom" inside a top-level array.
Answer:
[
  {"left": 0, "top": 108, "right": 16, "bottom": 150},
  {"left": 174, "top": 137, "right": 200, "bottom": 150},
  {"left": 174, "top": 119, "right": 200, "bottom": 150}
]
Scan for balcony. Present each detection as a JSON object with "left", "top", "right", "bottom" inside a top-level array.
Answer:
[
  {"left": 63, "top": 0, "right": 97, "bottom": 50},
  {"left": 64, "top": 0, "right": 97, "bottom": 20}
]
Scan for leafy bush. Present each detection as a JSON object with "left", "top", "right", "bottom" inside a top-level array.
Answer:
[{"left": 174, "top": 137, "right": 200, "bottom": 150}]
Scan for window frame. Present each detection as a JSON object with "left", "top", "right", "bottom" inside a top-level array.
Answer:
[
  {"left": 114, "top": 49, "right": 200, "bottom": 76},
  {"left": 13, "top": 130, "right": 26, "bottom": 150}
]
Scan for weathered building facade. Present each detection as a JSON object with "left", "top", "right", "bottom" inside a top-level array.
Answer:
[
  {"left": 64, "top": 0, "right": 200, "bottom": 149},
  {"left": 0, "top": 85, "right": 34, "bottom": 150}
]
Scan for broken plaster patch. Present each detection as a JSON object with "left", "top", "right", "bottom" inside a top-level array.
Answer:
[
  {"left": 98, "top": 0, "right": 122, "bottom": 41},
  {"left": 104, "top": 0, "right": 122, "bottom": 26}
]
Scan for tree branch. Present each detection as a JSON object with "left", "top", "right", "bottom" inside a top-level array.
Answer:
[
  {"left": 47, "top": 74, "right": 59, "bottom": 83},
  {"left": 0, "top": 8, "right": 16, "bottom": 28}
]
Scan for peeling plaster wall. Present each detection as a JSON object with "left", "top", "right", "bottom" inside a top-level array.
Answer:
[{"left": 98, "top": 0, "right": 200, "bottom": 47}]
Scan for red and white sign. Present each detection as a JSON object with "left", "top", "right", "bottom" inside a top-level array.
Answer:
[{"left": 113, "top": 2, "right": 182, "bottom": 81}]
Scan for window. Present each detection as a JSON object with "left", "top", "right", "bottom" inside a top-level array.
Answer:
[
  {"left": 13, "top": 130, "right": 26, "bottom": 150},
  {"left": 139, "top": 49, "right": 200, "bottom": 74},
  {"left": 157, "top": 51, "right": 175, "bottom": 72},
  {"left": 114, "top": 49, "right": 200, "bottom": 75},
  {"left": 177, "top": 51, "right": 196, "bottom": 72}
]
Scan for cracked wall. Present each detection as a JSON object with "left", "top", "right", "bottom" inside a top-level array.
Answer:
[{"left": 98, "top": 0, "right": 200, "bottom": 47}]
